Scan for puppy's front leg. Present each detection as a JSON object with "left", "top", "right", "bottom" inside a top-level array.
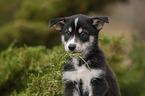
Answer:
[
  {"left": 91, "top": 78, "right": 109, "bottom": 96},
  {"left": 86, "top": 60, "right": 109, "bottom": 96},
  {"left": 64, "top": 81, "right": 79, "bottom": 96}
]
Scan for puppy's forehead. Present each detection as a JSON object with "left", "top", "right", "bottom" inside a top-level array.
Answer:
[{"left": 68, "top": 14, "right": 89, "bottom": 28}]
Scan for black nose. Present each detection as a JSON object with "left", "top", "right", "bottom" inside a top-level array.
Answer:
[{"left": 68, "top": 44, "right": 76, "bottom": 51}]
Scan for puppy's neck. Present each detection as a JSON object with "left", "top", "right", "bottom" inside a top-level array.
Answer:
[{"left": 84, "top": 44, "right": 102, "bottom": 60}]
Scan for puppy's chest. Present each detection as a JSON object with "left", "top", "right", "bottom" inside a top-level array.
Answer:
[{"left": 63, "top": 58, "right": 103, "bottom": 89}]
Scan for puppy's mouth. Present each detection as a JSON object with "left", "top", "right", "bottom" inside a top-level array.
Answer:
[
  {"left": 67, "top": 51, "right": 82, "bottom": 54},
  {"left": 67, "top": 50, "right": 85, "bottom": 56}
]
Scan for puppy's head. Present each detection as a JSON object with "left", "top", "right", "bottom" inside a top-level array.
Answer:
[{"left": 49, "top": 14, "right": 109, "bottom": 56}]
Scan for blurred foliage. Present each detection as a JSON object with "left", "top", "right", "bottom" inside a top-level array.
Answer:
[
  {"left": 0, "top": 34, "right": 145, "bottom": 96},
  {"left": 0, "top": 20, "right": 61, "bottom": 51},
  {"left": 15, "top": 0, "right": 127, "bottom": 22},
  {"left": 101, "top": 35, "right": 145, "bottom": 96},
  {"left": 121, "top": 37, "right": 145, "bottom": 96},
  {"left": 0, "top": 0, "right": 21, "bottom": 25},
  {"left": 0, "top": 0, "right": 127, "bottom": 52}
]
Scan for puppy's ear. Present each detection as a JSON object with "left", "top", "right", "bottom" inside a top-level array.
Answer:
[
  {"left": 49, "top": 18, "right": 66, "bottom": 30},
  {"left": 90, "top": 16, "right": 109, "bottom": 30}
]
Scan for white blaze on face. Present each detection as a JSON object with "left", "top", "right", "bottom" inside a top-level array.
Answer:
[{"left": 74, "top": 17, "right": 79, "bottom": 28}]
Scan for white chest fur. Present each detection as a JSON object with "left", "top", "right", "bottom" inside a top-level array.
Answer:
[{"left": 63, "top": 58, "right": 104, "bottom": 93}]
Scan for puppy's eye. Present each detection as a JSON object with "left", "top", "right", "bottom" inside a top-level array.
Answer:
[
  {"left": 81, "top": 32, "right": 87, "bottom": 36},
  {"left": 65, "top": 30, "right": 71, "bottom": 36},
  {"left": 80, "top": 31, "right": 88, "bottom": 37}
]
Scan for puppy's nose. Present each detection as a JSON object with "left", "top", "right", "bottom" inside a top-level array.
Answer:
[{"left": 68, "top": 44, "right": 76, "bottom": 51}]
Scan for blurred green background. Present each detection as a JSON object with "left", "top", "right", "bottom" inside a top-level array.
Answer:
[{"left": 0, "top": 0, "right": 145, "bottom": 96}]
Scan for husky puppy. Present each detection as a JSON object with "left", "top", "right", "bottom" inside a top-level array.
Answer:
[{"left": 49, "top": 14, "right": 121, "bottom": 96}]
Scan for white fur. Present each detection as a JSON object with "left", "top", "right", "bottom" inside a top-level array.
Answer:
[
  {"left": 74, "top": 17, "right": 79, "bottom": 28},
  {"left": 63, "top": 58, "right": 104, "bottom": 95}
]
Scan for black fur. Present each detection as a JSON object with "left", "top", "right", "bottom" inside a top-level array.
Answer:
[{"left": 49, "top": 14, "right": 121, "bottom": 96}]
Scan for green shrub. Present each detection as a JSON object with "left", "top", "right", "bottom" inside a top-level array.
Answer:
[
  {"left": 0, "top": 43, "right": 50, "bottom": 95},
  {"left": 25, "top": 45, "right": 66, "bottom": 96},
  {"left": 0, "top": 42, "right": 66, "bottom": 96}
]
